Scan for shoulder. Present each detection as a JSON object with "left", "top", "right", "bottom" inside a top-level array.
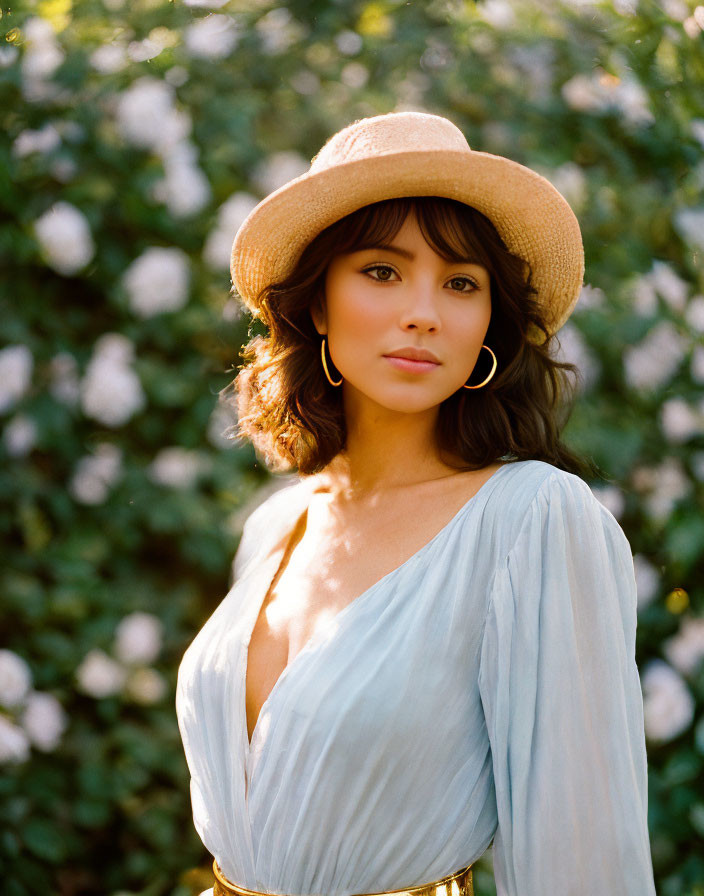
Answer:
[
  {"left": 498, "top": 458, "right": 604, "bottom": 512},
  {"left": 231, "top": 475, "right": 312, "bottom": 580},
  {"left": 509, "top": 462, "right": 633, "bottom": 572},
  {"left": 491, "top": 460, "right": 629, "bottom": 557}
]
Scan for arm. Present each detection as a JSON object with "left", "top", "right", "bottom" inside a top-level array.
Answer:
[{"left": 478, "top": 471, "right": 656, "bottom": 895}]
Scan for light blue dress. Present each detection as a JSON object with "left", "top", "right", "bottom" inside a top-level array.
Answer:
[{"left": 176, "top": 459, "right": 657, "bottom": 896}]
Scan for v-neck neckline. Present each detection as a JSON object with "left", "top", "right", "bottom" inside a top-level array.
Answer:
[{"left": 242, "top": 460, "right": 516, "bottom": 764}]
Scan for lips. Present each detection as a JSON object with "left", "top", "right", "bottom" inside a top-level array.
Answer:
[{"left": 383, "top": 348, "right": 440, "bottom": 364}]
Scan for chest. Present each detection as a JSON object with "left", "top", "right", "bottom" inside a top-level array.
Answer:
[
  {"left": 244, "top": 502, "right": 427, "bottom": 743},
  {"left": 244, "top": 467, "right": 503, "bottom": 745}
]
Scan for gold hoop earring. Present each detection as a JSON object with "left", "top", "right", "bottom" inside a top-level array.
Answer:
[
  {"left": 320, "top": 336, "right": 343, "bottom": 387},
  {"left": 462, "top": 344, "right": 497, "bottom": 389}
]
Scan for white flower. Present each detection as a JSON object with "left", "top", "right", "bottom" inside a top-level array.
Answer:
[
  {"left": 663, "top": 616, "right": 704, "bottom": 677},
  {"left": 89, "top": 43, "right": 128, "bottom": 74},
  {"left": 674, "top": 208, "right": 704, "bottom": 250},
  {"left": 686, "top": 296, "right": 704, "bottom": 333},
  {"left": 642, "top": 659, "right": 695, "bottom": 743},
  {"left": 49, "top": 351, "right": 80, "bottom": 406},
  {"left": 0, "top": 650, "right": 32, "bottom": 708},
  {"left": 114, "top": 612, "right": 163, "bottom": 665},
  {"left": 252, "top": 151, "right": 309, "bottom": 196},
  {"left": 0, "top": 715, "right": 31, "bottom": 764},
  {"left": 207, "top": 398, "right": 238, "bottom": 449},
  {"left": 552, "top": 322, "right": 599, "bottom": 391},
  {"left": 128, "top": 37, "right": 164, "bottom": 63},
  {"left": 255, "top": 8, "right": 306, "bottom": 55},
  {"left": 548, "top": 161, "right": 587, "bottom": 211},
  {"left": 623, "top": 321, "right": 688, "bottom": 391},
  {"left": 20, "top": 691, "right": 68, "bottom": 752},
  {"left": 153, "top": 141, "right": 211, "bottom": 218},
  {"left": 613, "top": 0, "right": 638, "bottom": 14},
  {"left": 203, "top": 191, "right": 259, "bottom": 270},
  {"left": 3, "top": 414, "right": 38, "bottom": 458},
  {"left": 633, "top": 554, "right": 660, "bottom": 610},
  {"left": 478, "top": 0, "right": 516, "bottom": 29},
  {"left": 0, "top": 46, "right": 19, "bottom": 69},
  {"left": 184, "top": 14, "right": 240, "bottom": 59},
  {"left": 290, "top": 69, "right": 321, "bottom": 96},
  {"left": 148, "top": 447, "right": 210, "bottom": 488},
  {"left": 576, "top": 283, "right": 605, "bottom": 310},
  {"left": 334, "top": 30, "right": 363, "bottom": 55},
  {"left": 0, "top": 344, "right": 33, "bottom": 414},
  {"left": 614, "top": 78, "right": 654, "bottom": 125},
  {"left": 561, "top": 73, "right": 605, "bottom": 112},
  {"left": 663, "top": 0, "right": 690, "bottom": 21},
  {"left": 691, "top": 118, "right": 704, "bottom": 148},
  {"left": 34, "top": 201, "right": 95, "bottom": 276},
  {"left": 561, "top": 70, "right": 653, "bottom": 125},
  {"left": 80, "top": 333, "right": 146, "bottom": 427},
  {"left": 184, "top": 0, "right": 230, "bottom": 6},
  {"left": 123, "top": 247, "right": 190, "bottom": 317},
  {"left": 21, "top": 17, "right": 65, "bottom": 83},
  {"left": 221, "top": 298, "right": 243, "bottom": 322},
  {"left": 124, "top": 667, "right": 167, "bottom": 705},
  {"left": 76, "top": 649, "right": 127, "bottom": 698},
  {"left": 684, "top": 16, "right": 701, "bottom": 38},
  {"left": 69, "top": 443, "right": 123, "bottom": 505},
  {"left": 650, "top": 260, "right": 689, "bottom": 311},
  {"left": 115, "top": 77, "right": 191, "bottom": 153},
  {"left": 590, "top": 484, "right": 625, "bottom": 519},
  {"left": 660, "top": 398, "right": 704, "bottom": 443},
  {"left": 12, "top": 123, "right": 61, "bottom": 158},
  {"left": 632, "top": 274, "right": 657, "bottom": 316},
  {"left": 636, "top": 457, "right": 691, "bottom": 522},
  {"left": 340, "top": 62, "right": 369, "bottom": 89},
  {"left": 691, "top": 344, "right": 704, "bottom": 383},
  {"left": 165, "top": 65, "right": 189, "bottom": 87}
]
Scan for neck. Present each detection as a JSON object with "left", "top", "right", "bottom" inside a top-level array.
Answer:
[{"left": 317, "top": 402, "right": 465, "bottom": 502}]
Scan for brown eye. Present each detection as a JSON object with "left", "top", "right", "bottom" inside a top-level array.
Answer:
[
  {"left": 362, "top": 265, "right": 397, "bottom": 282},
  {"left": 448, "top": 276, "right": 479, "bottom": 293}
]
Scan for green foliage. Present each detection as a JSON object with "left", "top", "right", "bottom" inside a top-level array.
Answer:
[{"left": 1, "top": 0, "right": 703, "bottom": 894}]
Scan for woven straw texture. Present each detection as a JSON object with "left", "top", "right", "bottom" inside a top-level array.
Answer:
[{"left": 230, "top": 112, "right": 584, "bottom": 341}]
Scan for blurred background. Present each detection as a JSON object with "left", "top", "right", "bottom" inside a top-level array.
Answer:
[{"left": 1, "top": 0, "right": 703, "bottom": 893}]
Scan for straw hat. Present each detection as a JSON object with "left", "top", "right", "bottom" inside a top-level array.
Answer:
[{"left": 230, "top": 111, "right": 584, "bottom": 340}]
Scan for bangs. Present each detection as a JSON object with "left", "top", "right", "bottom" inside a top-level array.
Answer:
[{"left": 321, "top": 196, "right": 503, "bottom": 271}]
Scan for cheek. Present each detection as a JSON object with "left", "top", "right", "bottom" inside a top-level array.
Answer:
[
  {"left": 327, "top": 278, "right": 388, "bottom": 340},
  {"left": 448, "top": 302, "right": 492, "bottom": 357}
]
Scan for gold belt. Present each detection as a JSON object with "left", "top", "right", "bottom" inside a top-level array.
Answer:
[{"left": 213, "top": 860, "right": 474, "bottom": 896}]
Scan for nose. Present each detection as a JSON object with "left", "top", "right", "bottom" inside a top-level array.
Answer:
[{"left": 398, "top": 277, "right": 442, "bottom": 332}]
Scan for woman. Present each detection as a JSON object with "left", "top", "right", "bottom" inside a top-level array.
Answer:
[{"left": 176, "top": 112, "right": 657, "bottom": 896}]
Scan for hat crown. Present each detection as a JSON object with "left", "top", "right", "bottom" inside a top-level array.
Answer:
[{"left": 309, "top": 111, "right": 470, "bottom": 173}]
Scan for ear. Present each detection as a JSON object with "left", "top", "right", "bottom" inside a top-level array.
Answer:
[{"left": 309, "top": 296, "right": 327, "bottom": 335}]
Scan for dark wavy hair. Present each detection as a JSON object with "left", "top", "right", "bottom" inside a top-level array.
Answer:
[{"left": 225, "top": 195, "right": 600, "bottom": 481}]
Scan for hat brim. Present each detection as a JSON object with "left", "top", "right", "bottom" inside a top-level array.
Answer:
[{"left": 230, "top": 148, "right": 584, "bottom": 337}]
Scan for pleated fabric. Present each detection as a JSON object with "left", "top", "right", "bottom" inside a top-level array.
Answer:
[{"left": 176, "top": 459, "right": 656, "bottom": 896}]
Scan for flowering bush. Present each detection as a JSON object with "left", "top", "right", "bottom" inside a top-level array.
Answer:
[{"left": 1, "top": 0, "right": 703, "bottom": 894}]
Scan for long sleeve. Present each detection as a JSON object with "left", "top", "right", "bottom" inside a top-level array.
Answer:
[{"left": 478, "top": 470, "right": 656, "bottom": 896}]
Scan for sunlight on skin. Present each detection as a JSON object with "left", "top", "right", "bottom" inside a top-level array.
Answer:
[
  {"left": 310, "top": 208, "right": 493, "bottom": 422},
  {"left": 261, "top": 503, "right": 348, "bottom": 650}
]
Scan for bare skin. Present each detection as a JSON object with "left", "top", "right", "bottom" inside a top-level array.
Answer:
[{"left": 245, "top": 209, "right": 498, "bottom": 747}]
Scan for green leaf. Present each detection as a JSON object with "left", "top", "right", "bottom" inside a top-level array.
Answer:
[{"left": 22, "top": 818, "right": 67, "bottom": 863}]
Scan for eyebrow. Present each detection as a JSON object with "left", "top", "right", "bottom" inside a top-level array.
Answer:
[{"left": 354, "top": 243, "right": 482, "bottom": 265}]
